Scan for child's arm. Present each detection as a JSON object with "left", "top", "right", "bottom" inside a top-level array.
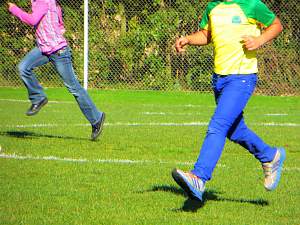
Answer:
[
  {"left": 57, "top": 4, "right": 66, "bottom": 34},
  {"left": 242, "top": 17, "right": 283, "bottom": 51},
  {"left": 8, "top": 1, "right": 48, "bottom": 26},
  {"left": 175, "top": 30, "right": 211, "bottom": 53}
]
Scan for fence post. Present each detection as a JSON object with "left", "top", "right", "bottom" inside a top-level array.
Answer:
[{"left": 83, "top": 0, "right": 89, "bottom": 90}]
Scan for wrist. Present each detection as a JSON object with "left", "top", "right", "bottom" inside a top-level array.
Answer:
[
  {"left": 8, "top": 4, "right": 17, "bottom": 13},
  {"left": 185, "top": 36, "right": 191, "bottom": 45},
  {"left": 257, "top": 36, "right": 266, "bottom": 47}
]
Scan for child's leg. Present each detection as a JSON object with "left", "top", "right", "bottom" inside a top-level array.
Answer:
[
  {"left": 49, "top": 47, "right": 102, "bottom": 125},
  {"left": 227, "top": 113, "right": 277, "bottom": 163},
  {"left": 191, "top": 74, "right": 257, "bottom": 182},
  {"left": 18, "top": 47, "right": 49, "bottom": 104}
]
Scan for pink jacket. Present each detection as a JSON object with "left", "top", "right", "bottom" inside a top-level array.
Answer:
[{"left": 9, "top": 0, "right": 68, "bottom": 55}]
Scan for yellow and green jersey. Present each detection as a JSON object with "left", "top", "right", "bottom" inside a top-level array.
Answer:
[{"left": 200, "top": 0, "right": 275, "bottom": 75}]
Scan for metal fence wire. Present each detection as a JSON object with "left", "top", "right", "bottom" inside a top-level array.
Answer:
[{"left": 1, "top": 0, "right": 300, "bottom": 95}]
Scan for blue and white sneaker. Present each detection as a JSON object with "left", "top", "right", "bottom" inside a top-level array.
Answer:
[
  {"left": 262, "top": 148, "right": 286, "bottom": 191},
  {"left": 172, "top": 168, "right": 205, "bottom": 201}
]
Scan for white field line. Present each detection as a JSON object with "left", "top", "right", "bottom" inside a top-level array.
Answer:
[
  {"left": 1, "top": 98, "right": 298, "bottom": 112},
  {"left": 1, "top": 99, "right": 216, "bottom": 108},
  {"left": 142, "top": 112, "right": 203, "bottom": 116},
  {"left": 1, "top": 122, "right": 300, "bottom": 129},
  {"left": 143, "top": 112, "right": 293, "bottom": 116},
  {"left": 0, "top": 152, "right": 203, "bottom": 167},
  {"left": 0, "top": 152, "right": 298, "bottom": 172},
  {"left": 253, "top": 122, "right": 300, "bottom": 127},
  {"left": 1, "top": 99, "right": 298, "bottom": 116},
  {"left": 141, "top": 103, "right": 216, "bottom": 108},
  {"left": 102, "top": 122, "right": 210, "bottom": 126},
  {"left": 0, "top": 99, "right": 74, "bottom": 104},
  {"left": 264, "top": 113, "right": 288, "bottom": 116}
]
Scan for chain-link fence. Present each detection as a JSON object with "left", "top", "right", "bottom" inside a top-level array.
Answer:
[{"left": 1, "top": 0, "right": 299, "bottom": 95}]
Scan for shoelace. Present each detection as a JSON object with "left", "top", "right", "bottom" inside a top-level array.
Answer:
[
  {"left": 187, "top": 172, "right": 199, "bottom": 179},
  {"left": 263, "top": 159, "right": 280, "bottom": 177},
  {"left": 185, "top": 172, "right": 205, "bottom": 191},
  {"left": 262, "top": 163, "right": 272, "bottom": 176}
]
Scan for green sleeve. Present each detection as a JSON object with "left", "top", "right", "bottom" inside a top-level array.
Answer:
[
  {"left": 199, "top": 7, "right": 210, "bottom": 29},
  {"left": 254, "top": 1, "right": 276, "bottom": 27},
  {"left": 199, "top": 1, "right": 222, "bottom": 30}
]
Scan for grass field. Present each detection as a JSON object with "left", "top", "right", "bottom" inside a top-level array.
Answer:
[{"left": 0, "top": 87, "right": 299, "bottom": 225}]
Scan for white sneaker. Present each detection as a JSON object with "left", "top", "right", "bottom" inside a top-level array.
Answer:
[
  {"left": 172, "top": 168, "right": 205, "bottom": 201},
  {"left": 262, "top": 148, "right": 286, "bottom": 191}
]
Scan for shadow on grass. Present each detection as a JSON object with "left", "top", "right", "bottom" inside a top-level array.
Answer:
[
  {"left": 0, "top": 130, "right": 87, "bottom": 141},
  {"left": 147, "top": 185, "right": 269, "bottom": 212}
]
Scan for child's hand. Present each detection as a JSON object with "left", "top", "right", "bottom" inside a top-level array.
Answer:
[
  {"left": 8, "top": 2, "right": 16, "bottom": 10},
  {"left": 242, "top": 35, "right": 263, "bottom": 51},
  {"left": 175, "top": 37, "right": 189, "bottom": 53}
]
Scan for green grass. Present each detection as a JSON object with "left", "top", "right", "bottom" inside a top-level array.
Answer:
[{"left": 0, "top": 87, "right": 299, "bottom": 225}]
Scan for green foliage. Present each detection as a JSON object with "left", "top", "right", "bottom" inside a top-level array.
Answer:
[
  {"left": 142, "top": 53, "right": 173, "bottom": 90},
  {"left": 96, "top": 0, "right": 205, "bottom": 90},
  {"left": 185, "top": 47, "right": 213, "bottom": 91},
  {"left": 0, "top": 0, "right": 299, "bottom": 95}
]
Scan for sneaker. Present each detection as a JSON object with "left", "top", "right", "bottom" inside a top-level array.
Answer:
[
  {"left": 91, "top": 112, "right": 105, "bottom": 141},
  {"left": 262, "top": 148, "right": 286, "bottom": 191},
  {"left": 26, "top": 98, "right": 48, "bottom": 116},
  {"left": 172, "top": 168, "right": 205, "bottom": 201}
]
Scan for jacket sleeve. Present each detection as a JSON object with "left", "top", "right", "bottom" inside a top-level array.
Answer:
[
  {"left": 9, "top": 0, "right": 48, "bottom": 26},
  {"left": 57, "top": 5, "right": 66, "bottom": 33}
]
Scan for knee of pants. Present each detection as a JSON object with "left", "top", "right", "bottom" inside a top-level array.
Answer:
[
  {"left": 227, "top": 132, "right": 241, "bottom": 142},
  {"left": 65, "top": 82, "right": 84, "bottom": 97},
  {"left": 227, "top": 124, "right": 247, "bottom": 143},
  {"left": 207, "top": 118, "right": 231, "bottom": 136},
  {"left": 18, "top": 62, "right": 30, "bottom": 77}
]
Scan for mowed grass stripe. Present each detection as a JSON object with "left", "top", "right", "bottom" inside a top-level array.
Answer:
[{"left": 1, "top": 88, "right": 299, "bottom": 225}]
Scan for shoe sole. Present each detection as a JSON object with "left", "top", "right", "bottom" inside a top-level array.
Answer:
[
  {"left": 26, "top": 98, "right": 48, "bottom": 116},
  {"left": 91, "top": 112, "right": 106, "bottom": 141},
  {"left": 171, "top": 169, "right": 203, "bottom": 201},
  {"left": 265, "top": 147, "right": 286, "bottom": 191}
]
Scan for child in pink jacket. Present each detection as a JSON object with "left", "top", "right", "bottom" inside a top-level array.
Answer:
[{"left": 8, "top": 0, "right": 105, "bottom": 141}]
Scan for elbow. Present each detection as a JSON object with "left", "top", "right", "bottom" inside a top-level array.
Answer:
[
  {"left": 277, "top": 20, "right": 283, "bottom": 33},
  {"left": 275, "top": 17, "right": 283, "bottom": 33},
  {"left": 279, "top": 23, "right": 283, "bottom": 33},
  {"left": 21, "top": 18, "right": 39, "bottom": 26},
  {"left": 25, "top": 14, "right": 45, "bottom": 26},
  {"left": 28, "top": 19, "right": 40, "bottom": 27}
]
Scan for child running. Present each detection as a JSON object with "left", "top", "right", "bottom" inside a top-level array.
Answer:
[
  {"left": 172, "top": 0, "right": 285, "bottom": 201},
  {"left": 8, "top": 0, "right": 105, "bottom": 141}
]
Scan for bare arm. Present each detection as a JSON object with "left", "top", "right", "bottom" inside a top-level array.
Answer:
[
  {"left": 242, "top": 17, "right": 283, "bottom": 51},
  {"left": 175, "top": 29, "right": 211, "bottom": 53}
]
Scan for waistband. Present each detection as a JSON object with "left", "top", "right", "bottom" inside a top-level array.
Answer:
[
  {"left": 52, "top": 46, "right": 68, "bottom": 56},
  {"left": 214, "top": 73, "right": 257, "bottom": 78}
]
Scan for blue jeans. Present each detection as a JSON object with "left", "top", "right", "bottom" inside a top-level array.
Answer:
[
  {"left": 192, "top": 73, "right": 277, "bottom": 182},
  {"left": 18, "top": 47, "right": 102, "bottom": 125}
]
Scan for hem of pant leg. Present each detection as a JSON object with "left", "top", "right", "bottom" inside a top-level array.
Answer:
[
  {"left": 254, "top": 147, "right": 278, "bottom": 163},
  {"left": 258, "top": 147, "right": 277, "bottom": 163},
  {"left": 31, "top": 96, "right": 47, "bottom": 105},
  {"left": 91, "top": 112, "right": 103, "bottom": 126}
]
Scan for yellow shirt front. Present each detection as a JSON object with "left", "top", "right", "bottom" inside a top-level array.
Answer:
[{"left": 200, "top": 0, "right": 275, "bottom": 75}]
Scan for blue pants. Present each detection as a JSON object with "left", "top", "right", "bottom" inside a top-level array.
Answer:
[
  {"left": 18, "top": 47, "right": 102, "bottom": 125},
  {"left": 192, "top": 73, "right": 276, "bottom": 182}
]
